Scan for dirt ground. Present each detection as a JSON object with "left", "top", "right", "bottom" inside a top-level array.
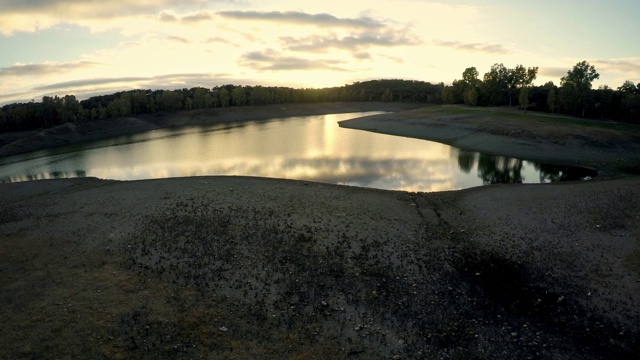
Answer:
[{"left": 1, "top": 104, "right": 640, "bottom": 359}]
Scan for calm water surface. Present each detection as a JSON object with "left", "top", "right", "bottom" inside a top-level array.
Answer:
[{"left": 0, "top": 112, "right": 594, "bottom": 191}]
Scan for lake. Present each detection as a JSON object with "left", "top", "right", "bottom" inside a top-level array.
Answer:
[{"left": 0, "top": 112, "right": 595, "bottom": 191}]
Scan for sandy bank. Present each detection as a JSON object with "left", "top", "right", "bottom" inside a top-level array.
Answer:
[{"left": 1, "top": 176, "right": 639, "bottom": 358}]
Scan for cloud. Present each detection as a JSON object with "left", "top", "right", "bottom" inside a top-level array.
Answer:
[
  {"left": 217, "top": 10, "right": 383, "bottom": 29},
  {"left": 0, "top": 61, "right": 100, "bottom": 77},
  {"left": 167, "top": 36, "right": 190, "bottom": 44},
  {"left": 159, "top": 11, "right": 178, "bottom": 22},
  {"left": 241, "top": 50, "right": 347, "bottom": 71},
  {"left": 539, "top": 67, "right": 569, "bottom": 79},
  {"left": 282, "top": 30, "right": 420, "bottom": 54},
  {"left": 33, "top": 77, "right": 148, "bottom": 91},
  {"left": 592, "top": 58, "right": 640, "bottom": 75},
  {"left": 0, "top": 0, "right": 217, "bottom": 33},
  {"left": 203, "top": 36, "right": 236, "bottom": 46},
  {"left": 181, "top": 11, "right": 212, "bottom": 23},
  {"left": 1, "top": 0, "right": 204, "bottom": 18},
  {"left": 433, "top": 40, "right": 510, "bottom": 54}
]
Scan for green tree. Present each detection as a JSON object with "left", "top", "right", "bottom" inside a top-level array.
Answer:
[
  {"left": 560, "top": 60, "right": 599, "bottom": 117},
  {"left": 482, "top": 63, "right": 509, "bottom": 105},
  {"left": 192, "top": 87, "right": 213, "bottom": 109},
  {"left": 461, "top": 67, "right": 480, "bottom": 106},
  {"left": 618, "top": 80, "right": 638, "bottom": 95},
  {"left": 218, "top": 88, "right": 230, "bottom": 107},
  {"left": 60, "top": 95, "right": 82, "bottom": 123},
  {"left": 462, "top": 67, "right": 479, "bottom": 84},
  {"left": 464, "top": 87, "right": 478, "bottom": 106},
  {"left": 441, "top": 86, "right": 454, "bottom": 104},
  {"left": 42, "top": 95, "right": 62, "bottom": 127},
  {"left": 506, "top": 65, "right": 538, "bottom": 107},
  {"left": 231, "top": 86, "right": 246, "bottom": 106}
]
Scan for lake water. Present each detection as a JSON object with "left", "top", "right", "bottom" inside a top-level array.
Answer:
[{"left": 0, "top": 112, "right": 595, "bottom": 191}]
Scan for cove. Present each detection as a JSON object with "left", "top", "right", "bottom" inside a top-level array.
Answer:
[{"left": 0, "top": 112, "right": 596, "bottom": 191}]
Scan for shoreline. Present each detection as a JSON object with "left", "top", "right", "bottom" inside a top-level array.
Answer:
[
  {"left": 340, "top": 106, "right": 640, "bottom": 177},
  {"left": 0, "top": 102, "right": 419, "bottom": 159}
]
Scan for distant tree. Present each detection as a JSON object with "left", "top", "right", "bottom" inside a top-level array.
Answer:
[
  {"left": 618, "top": 80, "right": 638, "bottom": 95},
  {"left": 230, "top": 86, "right": 246, "bottom": 106},
  {"left": 218, "top": 88, "right": 230, "bottom": 107},
  {"left": 156, "top": 90, "right": 183, "bottom": 112},
  {"left": 42, "top": 96, "right": 61, "bottom": 127},
  {"left": 519, "top": 87, "right": 530, "bottom": 112},
  {"left": 464, "top": 87, "right": 478, "bottom": 106},
  {"left": 482, "top": 63, "right": 509, "bottom": 106},
  {"left": 382, "top": 88, "right": 393, "bottom": 102},
  {"left": 622, "top": 94, "right": 640, "bottom": 122},
  {"left": 461, "top": 67, "right": 481, "bottom": 106},
  {"left": 60, "top": 95, "right": 82, "bottom": 122},
  {"left": 192, "top": 87, "right": 213, "bottom": 109},
  {"left": 441, "top": 86, "right": 454, "bottom": 104},
  {"left": 547, "top": 87, "right": 558, "bottom": 114},
  {"left": 462, "top": 67, "right": 479, "bottom": 85},
  {"left": 505, "top": 65, "right": 538, "bottom": 107},
  {"left": 358, "top": 89, "right": 367, "bottom": 101},
  {"left": 594, "top": 85, "right": 615, "bottom": 119},
  {"left": 560, "top": 60, "right": 599, "bottom": 117}
]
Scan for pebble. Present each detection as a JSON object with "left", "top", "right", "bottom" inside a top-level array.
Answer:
[{"left": 219, "top": 326, "right": 228, "bottom": 332}]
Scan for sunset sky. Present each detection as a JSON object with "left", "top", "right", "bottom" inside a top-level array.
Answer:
[{"left": 1, "top": 0, "right": 639, "bottom": 105}]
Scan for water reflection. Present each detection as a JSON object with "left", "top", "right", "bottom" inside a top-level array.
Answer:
[
  {"left": 0, "top": 112, "right": 595, "bottom": 191},
  {"left": 456, "top": 150, "right": 596, "bottom": 185}
]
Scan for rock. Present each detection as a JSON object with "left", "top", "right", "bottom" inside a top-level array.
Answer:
[{"left": 219, "top": 326, "right": 228, "bottom": 332}]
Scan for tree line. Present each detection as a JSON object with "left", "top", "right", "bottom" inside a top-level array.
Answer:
[
  {"left": 443, "top": 61, "right": 640, "bottom": 122},
  {"left": 1, "top": 62, "right": 639, "bottom": 134},
  {"left": 0, "top": 80, "right": 443, "bottom": 133}
]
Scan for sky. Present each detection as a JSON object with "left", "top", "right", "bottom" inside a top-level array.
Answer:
[{"left": 1, "top": 0, "right": 639, "bottom": 105}]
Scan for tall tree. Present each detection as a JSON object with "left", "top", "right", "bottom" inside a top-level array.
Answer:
[
  {"left": 505, "top": 65, "right": 538, "bottom": 107},
  {"left": 460, "top": 67, "right": 480, "bottom": 105},
  {"left": 482, "top": 63, "right": 509, "bottom": 105},
  {"left": 618, "top": 80, "right": 638, "bottom": 95},
  {"left": 560, "top": 61, "right": 599, "bottom": 117}
]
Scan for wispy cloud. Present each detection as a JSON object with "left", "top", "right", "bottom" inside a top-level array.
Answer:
[
  {"left": 539, "top": 67, "right": 569, "bottom": 79},
  {"left": 283, "top": 30, "right": 420, "bottom": 54},
  {"left": 182, "top": 12, "right": 212, "bottom": 23},
  {"left": 167, "top": 36, "right": 190, "bottom": 44},
  {"left": 592, "top": 58, "right": 640, "bottom": 75},
  {"left": 241, "top": 50, "right": 347, "bottom": 71},
  {"left": 433, "top": 40, "right": 510, "bottom": 54},
  {"left": 218, "top": 10, "right": 384, "bottom": 30},
  {"left": 33, "top": 77, "right": 148, "bottom": 91},
  {"left": 2, "top": 0, "right": 204, "bottom": 18},
  {"left": 0, "top": 61, "right": 100, "bottom": 77},
  {"left": 159, "top": 11, "right": 178, "bottom": 22}
]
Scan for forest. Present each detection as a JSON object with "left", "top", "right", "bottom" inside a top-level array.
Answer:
[{"left": 0, "top": 61, "right": 639, "bottom": 133}]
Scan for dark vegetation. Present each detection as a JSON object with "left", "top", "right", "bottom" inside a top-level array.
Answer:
[
  {"left": 0, "top": 80, "right": 442, "bottom": 133},
  {"left": 1, "top": 61, "right": 639, "bottom": 134},
  {"left": 443, "top": 61, "right": 640, "bottom": 122}
]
